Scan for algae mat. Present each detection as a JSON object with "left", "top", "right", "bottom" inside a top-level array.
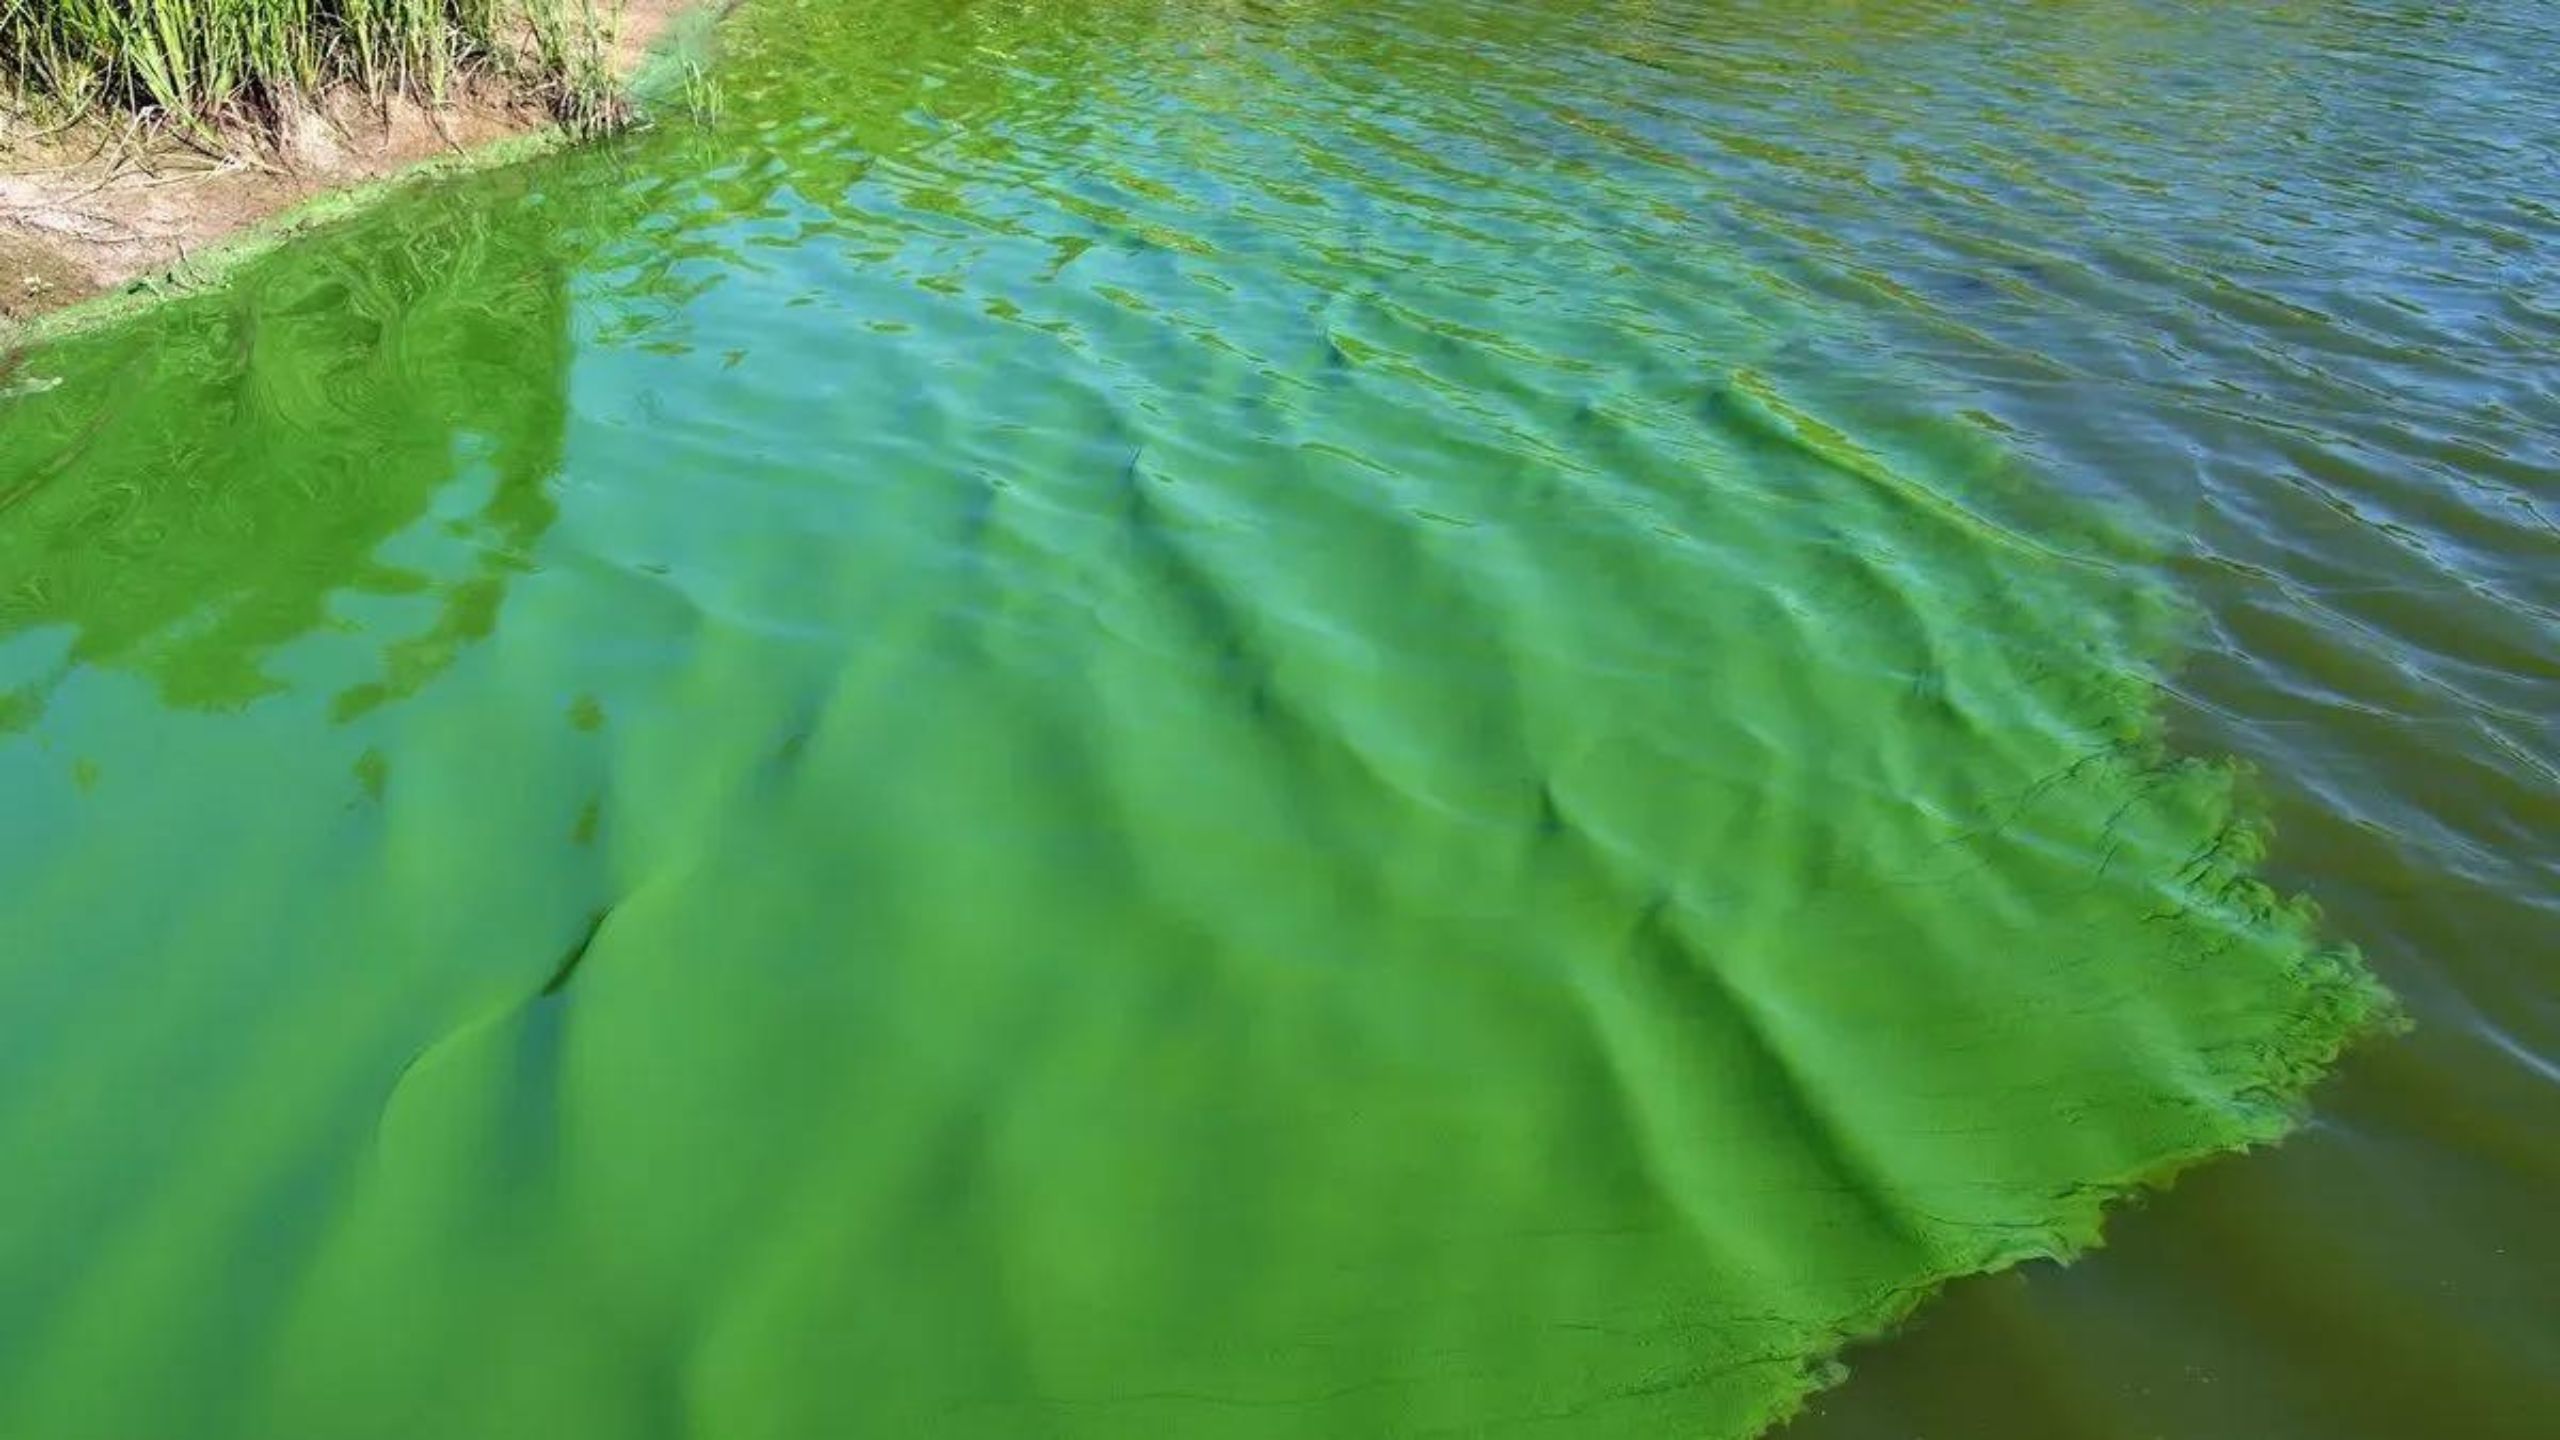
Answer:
[{"left": 0, "top": 0, "right": 2383, "bottom": 1434}]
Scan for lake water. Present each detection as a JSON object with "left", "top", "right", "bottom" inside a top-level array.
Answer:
[{"left": 1, "top": 1, "right": 2551, "bottom": 1435}]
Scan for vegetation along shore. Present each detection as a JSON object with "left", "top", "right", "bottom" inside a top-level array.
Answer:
[{"left": 1, "top": 0, "right": 707, "bottom": 328}]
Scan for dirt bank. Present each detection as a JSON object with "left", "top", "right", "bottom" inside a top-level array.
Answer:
[{"left": 2, "top": 0, "right": 698, "bottom": 329}]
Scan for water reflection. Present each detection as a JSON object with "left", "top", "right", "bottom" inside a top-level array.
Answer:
[{"left": 0, "top": 172, "right": 577, "bottom": 725}]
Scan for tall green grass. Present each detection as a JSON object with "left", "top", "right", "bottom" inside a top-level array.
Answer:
[{"left": 0, "top": 0, "right": 623, "bottom": 134}]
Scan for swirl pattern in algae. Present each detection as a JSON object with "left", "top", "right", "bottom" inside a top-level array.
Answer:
[{"left": 0, "top": 1, "right": 2386, "bottom": 1436}]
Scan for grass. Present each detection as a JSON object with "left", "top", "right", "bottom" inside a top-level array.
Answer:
[{"left": 0, "top": 0, "right": 629, "bottom": 139}]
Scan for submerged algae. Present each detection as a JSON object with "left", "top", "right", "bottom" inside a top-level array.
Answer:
[{"left": 0, "top": 1, "right": 2385, "bottom": 1436}]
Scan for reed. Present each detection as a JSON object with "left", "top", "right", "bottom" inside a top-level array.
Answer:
[{"left": 0, "top": 0, "right": 623, "bottom": 135}]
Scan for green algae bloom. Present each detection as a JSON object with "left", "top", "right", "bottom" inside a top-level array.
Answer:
[{"left": 0, "top": 1, "right": 2387, "bottom": 1436}]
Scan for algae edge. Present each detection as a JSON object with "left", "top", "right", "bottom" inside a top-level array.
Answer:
[{"left": 1732, "top": 551, "right": 2399, "bottom": 1433}]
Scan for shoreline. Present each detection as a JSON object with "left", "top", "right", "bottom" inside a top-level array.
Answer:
[{"left": 1, "top": 0, "right": 722, "bottom": 345}]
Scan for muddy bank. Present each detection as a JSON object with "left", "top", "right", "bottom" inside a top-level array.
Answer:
[
  {"left": 1, "top": 0, "right": 703, "bottom": 330},
  {"left": 0, "top": 227, "right": 86, "bottom": 323}
]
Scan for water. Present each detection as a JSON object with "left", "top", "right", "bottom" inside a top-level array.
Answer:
[{"left": 0, "top": 0, "right": 2550, "bottom": 1435}]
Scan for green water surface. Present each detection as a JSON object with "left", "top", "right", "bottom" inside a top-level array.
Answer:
[{"left": 6, "top": 0, "right": 2547, "bottom": 1436}]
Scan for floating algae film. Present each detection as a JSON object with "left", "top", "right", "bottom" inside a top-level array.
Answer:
[{"left": 13, "top": 0, "right": 2556, "bottom": 1435}]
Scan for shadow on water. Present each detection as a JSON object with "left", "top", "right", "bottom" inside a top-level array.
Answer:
[{"left": 0, "top": 176, "right": 578, "bottom": 726}]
